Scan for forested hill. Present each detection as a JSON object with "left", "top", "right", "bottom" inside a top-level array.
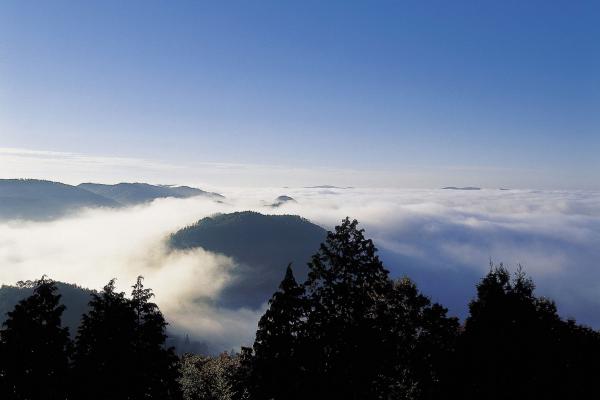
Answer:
[{"left": 169, "top": 211, "right": 327, "bottom": 308}]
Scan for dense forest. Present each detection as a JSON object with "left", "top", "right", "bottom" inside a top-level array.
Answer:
[{"left": 1, "top": 218, "right": 598, "bottom": 400}]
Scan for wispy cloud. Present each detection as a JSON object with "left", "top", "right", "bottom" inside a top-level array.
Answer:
[{"left": 2, "top": 147, "right": 575, "bottom": 189}]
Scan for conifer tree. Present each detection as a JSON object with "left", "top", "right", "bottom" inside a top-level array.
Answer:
[
  {"left": 72, "top": 279, "right": 137, "bottom": 399},
  {"left": 458, "top": 265, "right": 566, "bottom": 400},
  {"left": 0, "top": 277, "right": 71, "bottom": 400},
  {"left": 130, "top": 276, "right": 182, "bottom": 399},
  {"left": 246, "top": 264, "right": 305, "bottom": 400},
  {"left": 301, "top": 217, "right": 394, "bottom": 399},
  {"left": 386, "top": 278, "right": 459, "bottom": 400}
]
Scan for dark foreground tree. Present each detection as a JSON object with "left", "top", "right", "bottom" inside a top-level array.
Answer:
[
  {"left": 457, "top": 265, "right": 600, "bottom": 399},
  {"left": 131, "top": 276, "right": 182, "bottom": 399},
  {"left": 243, "top": 264, "right": 306, "bottom": 400},
  {"left": 242, "top": 217, "right": 459, "bottom": 400},
  {"left": 385, "top": 278, "right": 459, "bottom": 399},
  {"left": 302, "top": 218, "right": 459, "bottom": 399},
  {"left": 0, "top": 277, "right": 71, "bottom": 400},
  {"left": 301, "top": 218, "right": 396, "bottom": 399},
  {"left": 72, "top": 279, "right": 137, "bottom": 399},
  {"left": 72, "top": 278, "right": 181, "bottom": 400}
]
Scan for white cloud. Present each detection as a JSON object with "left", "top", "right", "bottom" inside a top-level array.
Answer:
[{"left": 0, "top": 186, "right": 599, "bottom": 351}]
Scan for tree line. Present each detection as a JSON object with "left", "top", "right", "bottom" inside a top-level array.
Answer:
[{"left": 1, "top": 218, "right": 599, "bottom": 399}]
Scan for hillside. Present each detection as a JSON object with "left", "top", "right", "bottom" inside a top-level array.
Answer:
[
  {"left": 0, "top": 179, "right": 120, "bottom": 220},
  {"left": 169, "top": 211, "right": 327, "bottom": 308}
]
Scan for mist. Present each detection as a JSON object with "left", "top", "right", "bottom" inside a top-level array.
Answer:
[{"left": 0, "top": 187, "right": 599, "bottom": 350}]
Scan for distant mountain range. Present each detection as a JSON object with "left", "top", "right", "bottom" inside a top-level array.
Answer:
[
  {"left": 304, "top": 185, "right": 354, "bottom": 189},
  {"left": 442, "top": 186, "right": 481, "bottom": 191},
  {"left": 169, "top": 211, "right": 327, "bottom": 308},
  {"left": 0, "top": 179, "right": 223, "bottom": 220},
  {"left": 78, "top": 182, "right": 223, "bottom": 205}
]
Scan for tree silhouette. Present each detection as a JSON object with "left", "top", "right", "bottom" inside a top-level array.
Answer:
[
  {"left": 456, "top": 264, "right": 599, "bottom": 399},
  {"left": 244, "top": 264, "right": 306, "bottom": 400},
  {"left": 73, "top": 278, "right": 181, "bottom": 400},
  {"left": 300, "top": 218, "right": 394, "bottom": 399},
  {"left": 130, "top": 276, "right": 182, "bottom": 399},
  {"left": 72, "top": 279, "right": 138, "bottom": 399},
  {"left": 381, "top": 277, "right": 459, "bottom": 400},
  {"left": 239, "top": 217, "right": 462, "bottom": 399},
  {"left": 0, "top": 277, "right": 71, "bottom": 400}
]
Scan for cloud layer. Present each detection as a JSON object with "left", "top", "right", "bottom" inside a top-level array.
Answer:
[{"left": 0, "top": 187, "right": 599, "bottom": 350}]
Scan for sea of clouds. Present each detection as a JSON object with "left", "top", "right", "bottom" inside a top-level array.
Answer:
[{"left": 0, "top": 187, "right": 599, "bottom": 350}]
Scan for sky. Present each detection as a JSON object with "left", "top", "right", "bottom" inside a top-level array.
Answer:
[{"left": 1, "top": 1, "right": 598, "bottom": 189}]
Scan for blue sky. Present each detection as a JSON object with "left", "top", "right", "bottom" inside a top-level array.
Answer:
[{"left": 1, "top": 1, "right": 598, "bottom": 188}]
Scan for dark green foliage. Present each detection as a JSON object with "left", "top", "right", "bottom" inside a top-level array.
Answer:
[
  {"left": 301, "top": 218, "right": 396, "bottom": 399},
  {"left": 244, "top": 265, "right": 306, "bottom": 400},
  {"left": 383, "top": 278, "right": 459, "bottom": 399},
  {"left": 72, "top": 278, "right": 181, "bottom": 400},
  {"left": 457, "top": 265, "right": 600, "bottom": 399},
  {"left": 0, "top": 281, "right": 93, "bottom": 337},
  {"left": 242, "top": 217, "right": 459, "bottom": 400},
  {"left": 72, "top": 279, "right": 138, "bottom": 399},
  {"left": 130, "top": 277, "right": 182, "bottom": 399},
  {"left": 0, "top": 277, "right": 71, "bottom": 400}
]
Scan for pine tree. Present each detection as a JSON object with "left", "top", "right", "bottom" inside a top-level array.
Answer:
[
  {"left": 246, "top": 264, "right": 306, "bottom": 400},
  {"left": 0, "top": 277, "right": 71, "bottom": 400}
]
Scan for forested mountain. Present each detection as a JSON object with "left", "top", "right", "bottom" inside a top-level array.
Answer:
[
  {"left": 78, "top": 182, "right": 224, "bottom": 205},
  {"left": 169, "top": 212, "right": 327, "bottom": 308},
  {"left": 0, "top": 179, "right": 120, "bottom": 220}
]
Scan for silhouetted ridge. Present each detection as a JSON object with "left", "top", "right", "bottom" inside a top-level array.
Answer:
[
  {"left": 78, "top": 182, "right": 223, "bottom": 205},
  {"left": 269, "top": 195, "right": 296, "bottom": 207},
  {"left": 0, "top": 179, "right": 119, "bottom": 220},
  {"left": 442, "top": 186, "right": 481, "bottom": 190}
]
